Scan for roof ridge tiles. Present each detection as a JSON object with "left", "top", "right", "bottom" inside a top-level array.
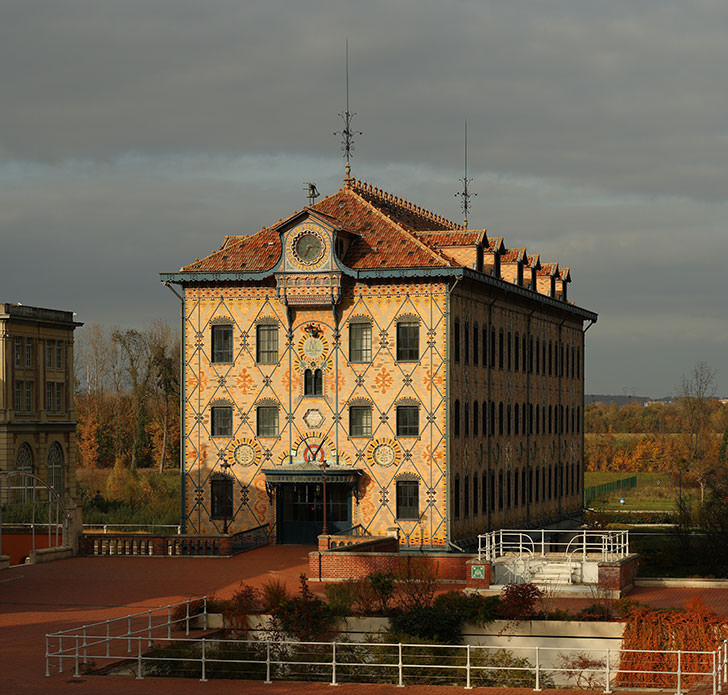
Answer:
[
  {"left": 351, "top": 177, "right": 463, "bottom": 231},
  {"left": 343, "top": 185, "right": 456, "bottom": 267}
]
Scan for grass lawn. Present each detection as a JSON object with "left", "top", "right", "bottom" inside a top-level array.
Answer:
[{"left": 584, "top": 471, "right": 695, "bottom": 511}]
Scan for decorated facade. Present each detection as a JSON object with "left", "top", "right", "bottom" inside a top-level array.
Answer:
[{"left": 161, "top": 178, "right": 597, "bottom": 547}]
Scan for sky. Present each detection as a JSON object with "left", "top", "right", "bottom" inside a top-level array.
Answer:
[{"left": 1, "top": 0, "right": 727, "bottom": 398}]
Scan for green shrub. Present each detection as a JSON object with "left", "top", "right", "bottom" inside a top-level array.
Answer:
[
  {"left": 389, "top": 604, "right": 464, "bottom": 643},
  {"left": 272, "top": 575, "right": 336, "bottom": 642},
  {"left": 433, "top": 591, "right": 500, "bottom": 626},
  {"left": 368, "top": 572, "right": 396, "bottom": 613},
  {"left": 498, "top": 582, "right": 544, "bottom": 620},
  {"left": 260, "top": 578, "right": 291, "bottom": 612}
]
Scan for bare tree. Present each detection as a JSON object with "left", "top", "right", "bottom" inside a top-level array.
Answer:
[{"left": 679, "top": 361, "right": 718, "bottom": 503}]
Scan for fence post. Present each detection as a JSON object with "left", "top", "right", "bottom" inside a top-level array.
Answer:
[
  {"left": 148, "top": 609, "right": 152, "bottom": 647},
  {"left": 534, "top": 647, "right": 541, "bottom": 691},
  {"left": 200, "top": 638, "right": 207, "bottom": 682},
  {"left": 398, "top": 643, "right": 404, "bottom": 687},
  {"left": 186, "top": 600, "right": 190, "bottom": 636},
  {"left": 136, "top": 637, "right": 143, "bottom": 679},
  {"left": 604, "top": 648, "right": 611, "bottom": 693},
  {"left": 127, "top": 617, "right": 132, "bottom": 653},
  {"left": 724, "top": 641, "right": 727, "bottom": 682},
  {"left": 677, "top": 650, "right": 682, "bottom": 695},
  {"left": 331, "top": 641, "right": 338, "bottom": 686},
  {"left": 465, "top": 644, "right": 472, "bottom": 689},
  {"left": 204, "top": 596, "right": 208, "bottom": 631},
  {"left": 45, "top": 635, "right": 50, "bottom": 677},
  {"left": 82, "top": 625, "right": 87, "bottom": 663},
  {"left": 106, "top": 620, "right": 111, "bottom": 657},
  {"left": 74, "top": 635, "right": 80, "bottom": 678},
  {"left": 265, "top": 641, "right": 272, "bottom": 684},
  {"left": 713, "top": 651, "right": 717, "bottom": 695},
  {"left": 167, "top": 605, "right": 172, "bottom": 640},
  {"left": 59, "top": 635, "right": 63, "bottom": 673}
]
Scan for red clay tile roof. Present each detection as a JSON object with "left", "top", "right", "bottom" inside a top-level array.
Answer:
[
  {"left": 182, "top": 228, "right": 280, "bottom": 272},
  {"left": 180, "top": 178, "right": 570, "bottom": 281},
  {"left": 526, "top": 254, "right": 541, "bottom": 269},
  {"left": 537, "top": 263, "right": 559, "bottom": 277}
]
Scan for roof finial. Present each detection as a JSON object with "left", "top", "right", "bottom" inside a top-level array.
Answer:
[
  {"left": 454, "top": 120, "right": 477, "bottom": 229},
  {"left": 334, "top": 39, "right": 362, "bottom": 185}
]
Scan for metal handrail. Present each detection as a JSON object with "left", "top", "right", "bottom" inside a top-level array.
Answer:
[{"left": 82, "top": 524, "right": 183, "bottom": 535}]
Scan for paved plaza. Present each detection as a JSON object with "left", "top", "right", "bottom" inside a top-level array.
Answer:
[{"left": 2, "top": 546, "right": 728, "bottom": 694}]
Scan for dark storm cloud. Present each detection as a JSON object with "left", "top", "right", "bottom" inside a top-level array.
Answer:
[{"left": 1, "top": 0, "right": 726, "bottom": 394}]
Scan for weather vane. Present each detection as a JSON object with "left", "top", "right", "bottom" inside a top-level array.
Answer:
[
  {"left": 454, "top": 120, "right": 476, "bottom": 229},
  {"left": 334, "top": 39, "right": 362, "bottom": 182}
]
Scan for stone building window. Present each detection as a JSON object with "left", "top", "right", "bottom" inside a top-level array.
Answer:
[
  {"left": 211, "top": 325, "right": 233, "bottom": 363},
  {"left": 453, "top": 400, "right": 460, "bottom": 437},
  {"left": 464, "top": 322, "right": 470, "bottom": 364},
  {"left": 46, "top": 340, "right": 63, "bottom": 369},
  {"left": 473, "top": 323, "right": 479, "bottom": 366},
  {"left": 48, "top": 442, "right": 63, "bottom": 494},
  {"left": 16, "top": 443, "right": 33, "bottom": 503},
  {"left": 453, "top": 320, "right": 460, "bottom": 363}
]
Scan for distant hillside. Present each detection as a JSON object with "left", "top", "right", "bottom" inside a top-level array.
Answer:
[{"left": 586, "top": 394, "right": 654, "bottom": 406}]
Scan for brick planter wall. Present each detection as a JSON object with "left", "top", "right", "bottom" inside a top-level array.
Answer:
[
  {"left": 598, "top": 554, "right": 639, "bottom": 596},
  {"left": 309, "top": 549, "right": 475, "bottom": 582}
]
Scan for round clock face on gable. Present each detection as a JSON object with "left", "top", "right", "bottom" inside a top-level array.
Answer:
[{"left": 288, "top": 224, "right": 328, "bottom": 269}]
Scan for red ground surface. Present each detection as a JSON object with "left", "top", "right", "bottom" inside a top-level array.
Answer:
[{"left": 2, "top": 545, "right": 727, "bottom": 694}]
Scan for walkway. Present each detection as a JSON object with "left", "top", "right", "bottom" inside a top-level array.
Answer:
[{"left": 2, "top": 546, "right": 728, "bottom": 694}]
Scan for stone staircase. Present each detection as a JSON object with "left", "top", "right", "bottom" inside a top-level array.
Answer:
[{"left": 526, "top": 560, "right": 580, "bottom": 587}]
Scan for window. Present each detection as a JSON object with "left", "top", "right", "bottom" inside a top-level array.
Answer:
[
  {"left": 15, "top": 381, "right": 33, "bottom": 412},
  {"left": 349, "top": 405, "right": 372, "bottom": 437},
  {"left": 453, "top": 400, "right": 460, "bottom": 437},
  {"left": 464, "top": 322, "right": 470, "bottom": 364},
  {"left": 473, "top": 401, "right": 479, "bottom": 437},
  {"left": 211, "top": 325, "right": 233, "bottom": 363},
  {"left": 473, "top": 324, "right": 479, "bottom": 366},
  {"left": 464, "top": 475, "right": 470, "bottom": 517},
  {"left": 507, "top": 332, "right": 512, "bottom": 370},
  {"left": 55, "top": 341, "right": 62, "bottom": 369},
  {"left": 396, "top": 480, "right": 419, "bottom": 520},
  {"left": 211, "top": 405, "right": 233, "bottom": 437},
  {"left": 47, "top": 382, "right": 63, "bottom": 412},
  {"left": 26, "top": 338, "right": 34, "bottom": 367},
  {"left": 304, "top": 369, "right": 323, "bottom": 396},
  {"left": 256, "top": 406, "right": 279, "bottom": 437},
  {"left": 349, "top": 322, "right": 372, "bottom": 362},
  {"left": 514, "top": 332, "right": 519, "bottom": 372},
  {"left": 46, "top": 340, "right": 61, "bottom": 369},
  {"left": 48, "top": 442, "right": 63, "bottom": 493},
  {"left": 256, "top": 324, "right": 279, "bottom": 364},
  {"left": 464, "top": 403, "right": 470, "bottom": 437},
  {"left": 396, "top": 405, "right": 419, "bottom": 437},
  {"left": 498, "top": 330, "right": 504, "bottom": 369},
  {"left": 490, "top": 327, "right": 496, "bottom": 367},
  {"left": 482, "top": 472, "right": 488, "bottom": 513},
  {"left": 453, "top": 320, "right": 460, "bottom": 363},
  {"left": 482, "top": 326, "right": 488, "bottom": 366},
  {"left": 453, "top": 475, "right": 460, "bottom": 519},
  {"left": 14, "top": 337, "right": 22, "bottom": 367},
  {"left": 396, "top": 321, "right": 419, "bottom": 361},
  {"left": 15, "top": 443, "right": 33, "bottom": 503},
  {"left": 473, "top": 475, "right": 479, "bottom": 516},
  {"left": 211, "top": 474, "right": 233, "bottom": 520}
]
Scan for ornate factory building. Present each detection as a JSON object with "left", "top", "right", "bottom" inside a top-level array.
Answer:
[{"left": 160, "top": 177, "right": 597, "bottom": 547}]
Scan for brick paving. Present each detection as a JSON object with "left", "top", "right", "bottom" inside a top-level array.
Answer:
[{"left": 2, "top": 547, "right": 728, "bottom": 694}]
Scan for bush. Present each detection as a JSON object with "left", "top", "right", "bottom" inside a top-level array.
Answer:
[
  {"left": 498, "top": 582, "right": 544, "bottom": 620},
  {"left": 433, "top": 591, "right": 500, "bottom": 626},
  {"left": 394, "top": 558, "right": 437, "bottom": 610},
  {"left": 260, "top": 578, "right": 290, "bottom": 612},
  {"left": 368, "top": 572, "right": 396, "bottom": 613},
  {"left": 272, "top": 575, "right": 336, "bottom": 642},
  {"left": 389, "top": 604, "right": 465, "bottom": 644}
]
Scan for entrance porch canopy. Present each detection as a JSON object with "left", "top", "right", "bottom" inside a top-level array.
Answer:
[{"left": 262, "top": 464, "right": 364, "bottom": 500}]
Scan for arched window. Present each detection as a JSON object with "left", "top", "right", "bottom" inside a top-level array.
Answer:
[
  {"left": 482, "top": 401, "right": 488, "bottom": 437},
  {"left": 535, "top": 338, "right": 540, "bottom": 374},
  {"left": 498, "top": 329, "right": 504, "bottom": 369},
  {"left": 304, "top": 368, "right": 323, "bottom": 396},
  {"left": 16, "top": 443, "right": 34, "bottom": 503},
  {"left": 482, "top": 326, "right": 488, "bottom": 366},
  {"left": 473, "top": 475, "right": 479, "bottom": 516},
  {"left": 47, "top": 442, "right": 63, "bottom": 494},
  {"left": 514, "top": 404, "right": 519, "bottom": 435},
  {"left": 507, "top": 332, "right": 512, "bottom": 370},
  {"left": 498, "top": 402, "right": 504, "bottom": 436},
  {"left": 464, "top": 403, "right": 470, "bottom": 437},
  {"left": 453, "top": 400, "right": 460, "bottom": 437},
  {"left": 473, "top": 323, "right": 479, "bottom": 366},
  {"left": 514, "top": 332, "right": 519, "bottom": 372},
  {"left": 507, "top": 404, "right": 511, "bottom": 436},
  {"left": 482, "top": 472, "right": 488, "bottom": 513},
  {"left": 464, "top": 475, "right": 470, "bottom": 517},
  {"left": 464, "top": 322, "right": 470, "bottom": 364},
  {"left": 453, "top": 320, "right": 460, "bottom": 363},
  {"left": 473, "top": 401, "right": 479, "bottom": 437},
  {"left": 522, "top": 334, "right": 528, "bottom": 371},
  {"left": 490, "top": 327, "right": 496, "bottom": 368},
  {"left": 548, "top": 341, "right": 553, "bottom": 376}
]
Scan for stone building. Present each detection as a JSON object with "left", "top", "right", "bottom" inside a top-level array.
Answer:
[
  {"left": 161, "top": 177, "right": 597, "bottom": 547},
  {"left": 0, "top": 303, "right": 82, "bottom": 512}
]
